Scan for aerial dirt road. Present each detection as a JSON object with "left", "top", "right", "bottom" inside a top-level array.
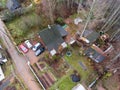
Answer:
[{"left": 0, "top": 19, "right": 40, "bottom": 90}]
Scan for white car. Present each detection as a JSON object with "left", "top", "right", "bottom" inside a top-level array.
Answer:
[
  {"left": 24, "top": 40, "right": 33, "bottom": 49},
  {"left": 32, "top": 43, "right": 41, "bottom": 51}
]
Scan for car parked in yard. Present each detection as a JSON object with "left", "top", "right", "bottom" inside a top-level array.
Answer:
[
  {"left": 32, "top": 43, "right": 41, "bottom": 51},
  {"left": 19, "top": 44, "right": 28, "bottom": 53},
  {"left": 24, "top": 40, "right": 33, "bottom": 49},
  {"left": 35, "top": 47, "right": 45, "bottom": 56}
]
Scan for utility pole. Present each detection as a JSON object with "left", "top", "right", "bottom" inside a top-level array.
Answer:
[{"left": 80, "top": 0, "right": 96, "bottom": 37}]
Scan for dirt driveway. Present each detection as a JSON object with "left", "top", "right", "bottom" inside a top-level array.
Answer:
[{"left": 25, "top": 49, "right": 46, "bottom": 65}]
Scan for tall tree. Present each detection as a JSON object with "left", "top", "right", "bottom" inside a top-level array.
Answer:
[{"left": 47, "top": 0, "right": 57, "bottom": 24}]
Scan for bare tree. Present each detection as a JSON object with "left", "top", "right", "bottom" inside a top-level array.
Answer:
[{"left": 47, "top": 0, "right": 57, "bottom": 24}]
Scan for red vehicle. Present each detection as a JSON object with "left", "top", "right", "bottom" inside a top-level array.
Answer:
[{"left": 19, "top": 44, "right": 28, "bottom": 53}]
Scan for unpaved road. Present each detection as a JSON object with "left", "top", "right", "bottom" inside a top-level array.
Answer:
[{"left": 0, "top": 19, "right": 40, "bottom": 90}]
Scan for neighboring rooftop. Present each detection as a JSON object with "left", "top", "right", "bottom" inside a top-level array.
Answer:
[
  {"left": 39, "top": 25, "right": 67, "bottom": 52},
  {"left": 85, "top": 31, "right": 100, "bottom": 44},
  {"left": 91, "top": 44, "right": 105, "bottom": 55},
  {"left": 72, "top": 84, "right": 86, "bottom": 90},
  {"left": 0, "top": 66, "right": 5, "bottom": 81},
  {"left": 6, "top": 0, "right": 21, "bottom": 12},
  {"left": 84, "top": 47, "right": 105, "bottom": 63},
  {"left": 83, "top": 30, "right": 93, "bottom": 37}
]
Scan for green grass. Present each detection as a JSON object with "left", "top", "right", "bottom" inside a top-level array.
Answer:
[
  {"left": 49, "top": 71, "right": 76, "bottom": 90},
  {"left": 50, "top": 46, "right": 96, "bottom": 90},
  {"left": 0, "top": 0, "right": 6, "bottom": 8},
  {"left": 8, "top": 78, "right": 23, "bottom": 90},
  {"left": 1, "top": 60, "right": 12, "bottom": 77},
  {"left": 57, "top": 76, "right": 76, "bottom": 90},
  {"left": 64, "top": 47, "right": 94, "bottom": 81},
  {"left": 0, "top": 39, "right": 4, "bottom": 47}
]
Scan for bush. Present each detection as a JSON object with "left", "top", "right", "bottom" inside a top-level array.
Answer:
[
  {"left": 52, "top": 55, "right": 61, "bottom": 60},
  {"left": 1, "top": 5, "right": 33, "bottom": 22},
  {"left": 18, "top": 14, "right": 41, "bottom": 32},
  {"left": 69, "top": 13, "right": 78, "bottom": 19},
  {"left": 2, "top": 10, "right": 15, "bottom": 22},
  {"left": 55, "top": 17, "right": 65, "bottom": 26}
]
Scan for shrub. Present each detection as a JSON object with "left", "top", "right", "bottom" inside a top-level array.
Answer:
[
  {"left": 18, "top": 14, "right": 41, "bottom": 32},
  {"left": 55, "top": 17, "right": 65, "bottom": 26}
]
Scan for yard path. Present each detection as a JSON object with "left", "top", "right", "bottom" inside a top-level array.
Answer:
[{"left": 0, "top": 19, "right": 41, "bottom": 90}]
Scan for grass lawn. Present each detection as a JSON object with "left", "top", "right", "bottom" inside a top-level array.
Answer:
[
  {"left": 0, "top": 0, "right": 6, "bottom": 8},
  {"left": 64, "top": 46, "right": 95, "bottom": 81},
  {"left": 56, "top": 75, "right": 76, "bottom": 90},
  {"left": 49, "top": 71, "right": 76, "bottom": 90},
  {"left": 7, "top": 77, "right": 24, "bottom": 90},
  {"left": 2, "top": 61, "right": 12, "bottom": 77},
  {"left": 0, "top": 39, "right": 12, "bottom": 77},
  {"left": 50, "top": 46, "right": 96, "bottom": 90}
]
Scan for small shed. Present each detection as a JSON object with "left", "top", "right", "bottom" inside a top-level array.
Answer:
[
  {"left": 83, "top": 30, "right": 93, "bottom": 37},
  {"left": 6, "top": 0, "right": 21, "bottom": 12},
  {"left": 84, "top": 47, "right": 105, "bottom": 63},
  {"left": 0, "top": 66, "right": 5, "bottom": 81},
  {"left": 85, "top": 31, "right": 100, "bottom": 44},
  {"left": 74, "top": 18, "right": 83, "bottom": 25},
  {"left": 72, "top": 84, "right": 86, "bottom": 90}
]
